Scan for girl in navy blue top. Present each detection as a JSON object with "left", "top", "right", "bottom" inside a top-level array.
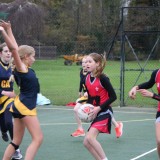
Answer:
[
  {"left": 79, "top": 55, "right": 88, "bottom": 97},
  {"left": 0, "top": 36, "right": 22, "bottom": 159},
  {"left": 0, "top": 20, "right": 43, "bottom": 160}
]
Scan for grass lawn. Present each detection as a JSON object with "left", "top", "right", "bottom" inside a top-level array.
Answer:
[{"left": 14, "top": 58, "right": 159, "bottom": 107}]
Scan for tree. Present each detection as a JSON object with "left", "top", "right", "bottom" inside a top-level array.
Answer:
[{"left": 0, "top": 0, "right": 44, "bottom": 45}]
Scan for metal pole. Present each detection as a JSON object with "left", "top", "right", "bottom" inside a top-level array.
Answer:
[{"left": 120, "top": 7, "right": 125, "bottom": 107}]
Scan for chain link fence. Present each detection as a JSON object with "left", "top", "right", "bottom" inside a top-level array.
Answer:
[
  {"left": 120, "top": 7, "right": 160, "bottom": 107},
  {"left": 0, "top": 2, "right": 160, "bottom": 107}
]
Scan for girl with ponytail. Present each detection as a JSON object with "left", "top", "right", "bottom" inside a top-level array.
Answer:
[{"left": 83, "top": 52, "right": 123, "bottom": 160}]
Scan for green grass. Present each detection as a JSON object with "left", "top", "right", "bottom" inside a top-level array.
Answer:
[
  {"left": 14, "top": 58, "right": 159, "bottom": 107},
  {"left": 32, "top": 59, "right": 81, "bottom": 105}
]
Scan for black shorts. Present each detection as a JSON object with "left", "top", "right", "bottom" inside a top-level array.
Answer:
[
  {"left": 12, "top": 113, "right": 25, "bottom": 119},
  {"left": 156, "top": 111, "right": 160, "bottom": 119}
]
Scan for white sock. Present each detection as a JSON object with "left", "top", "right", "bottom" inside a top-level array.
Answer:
[{"left": 102, "top": 158, "right": 108, "bottom": 160}]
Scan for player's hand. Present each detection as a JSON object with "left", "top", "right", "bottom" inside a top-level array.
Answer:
[
  {"left": 89, "top": 106, "right": 100, "bottom": 120},
  {"left": 129, "top": 86, "right": 138, "bottom": 99},
  {"left": 1, "top": 90, "right": 16, "bottom": 98},
  {"left": 137, "top": 89, "right": 153, "bottom": 98},
  {"left": 0, "top": 20, "right": 11, "bottom": 30},
  {"left": 0, "top": 26, "right": 4, "bottom": 31},
  {"left": 79, "top": 92, "right": 83, "bottom": 97},
  {"left": 83, "top": 92, "right": 88, "bottom": 97}
]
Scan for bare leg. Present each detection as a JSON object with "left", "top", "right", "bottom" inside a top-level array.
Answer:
[
  {"left": 112, "top": 117, "right": 118, "bottom": 128},
  {"left": 83, "top": 128, "right": 107, "bottom": 160},
  {"left": 73, "top": 103, "right": 83, "bottom": 130},
  {"left": 83, "top": 132, "right": 101, "bottom": 160},
  {"left": 3, "top": 118, "right": 25, "bottom": 160},
  {"left": 155, "top": 122, "right": 160, "bottom": 160},
  {"left": 23, "top": 116, "right": 43, "bottom": 160}
]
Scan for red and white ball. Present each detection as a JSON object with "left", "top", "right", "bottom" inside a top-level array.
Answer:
[{"left": 78, "top": 103, "right": 94, "bottom": 123}]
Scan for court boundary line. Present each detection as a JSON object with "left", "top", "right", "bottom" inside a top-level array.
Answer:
[{"left": 130, "top": 148, "right": 157, "bottom": 160}]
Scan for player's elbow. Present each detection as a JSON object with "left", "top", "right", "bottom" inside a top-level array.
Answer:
[{"left": 113, "top": 94, "right": 117, "bottom": 101}]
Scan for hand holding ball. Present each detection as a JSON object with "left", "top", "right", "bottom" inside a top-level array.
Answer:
[{"left": 78, "top": 103, "right": 94, "bottom": 123}]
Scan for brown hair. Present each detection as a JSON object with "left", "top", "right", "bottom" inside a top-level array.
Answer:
[{"left": 89, "top": 52, "right": 106, "bottom": 77}]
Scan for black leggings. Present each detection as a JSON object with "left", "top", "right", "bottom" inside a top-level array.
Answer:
[{"left": 0, "top": 108, "right": 13, "bottom": 139}]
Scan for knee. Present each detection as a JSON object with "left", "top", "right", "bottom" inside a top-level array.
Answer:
[
  {"left": 34, "top": 132, "right": 43, "bottom": 146},
  {"left": 83, "top": 138, "right": 88, "bottom": 148},
  {"left": 38, "top": 133, "right": 44, "bottom": 145},
  {"left": 10, "top": 142, "right": 19, "bottom": 150},
  {"left": 83, "top": 135, "right": 92, "bottom": 148}
]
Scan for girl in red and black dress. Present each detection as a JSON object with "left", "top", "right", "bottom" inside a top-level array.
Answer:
[
  {"left": 129, "top": 69, "right": 160, "bottom": 159},
  {"left": 83, "top": 53, "right": 122, "bottom": 160}
]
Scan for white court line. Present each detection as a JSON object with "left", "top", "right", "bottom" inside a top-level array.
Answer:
[
  {"left": 38, "top": 107, "right": 155, "bottom": 125},
  {"left": 122, "top": 119, "right": 154, "bottom": 123},
  {"left": 38, "top": 107, "right": 155, "bottom": 114},
  {"left": 40, "top": 118, "right": 154, "bottom": 126},
  {"left": 40, "top": 122, "right": 79, "bottom": 126},
  {"left": 38, "top": 107, "right": 73, "bottom": 110},
  {"left": 130, "top": 148, "right": 157, "bottom": 160},
  {"left": 114, "top": 111, "right": 155, "bottom": 115}
]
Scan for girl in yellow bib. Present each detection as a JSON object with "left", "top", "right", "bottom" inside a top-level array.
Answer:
[{"left": 0, "top": 20, "right": 43, "bottom": 160}]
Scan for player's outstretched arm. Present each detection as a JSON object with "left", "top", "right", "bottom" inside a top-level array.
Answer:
[
  {"left": 0, "top": 22, "right": 25, "bottom": 72},
  {"left": 137, "top": 89, "right": 154, "bottom": 98},
  {"left": 0, "top": 25, "right": 15, "bottom": 51},
  {"left": 0, "top": 20, "right": 18, "bottom": 50}
]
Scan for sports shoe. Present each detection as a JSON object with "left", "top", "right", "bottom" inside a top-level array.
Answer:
[
  {"left": 71, "top": 129, "right": 85, "bottom": 137},
  {"left": 115, "top": 122, "right": 123, "bottom": 138},
  {"left": 2, "top": 132, "right": 9, "bottom": 142},
  {"left": 11, "top": 149, "right": 23, "bottom": 160}
]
